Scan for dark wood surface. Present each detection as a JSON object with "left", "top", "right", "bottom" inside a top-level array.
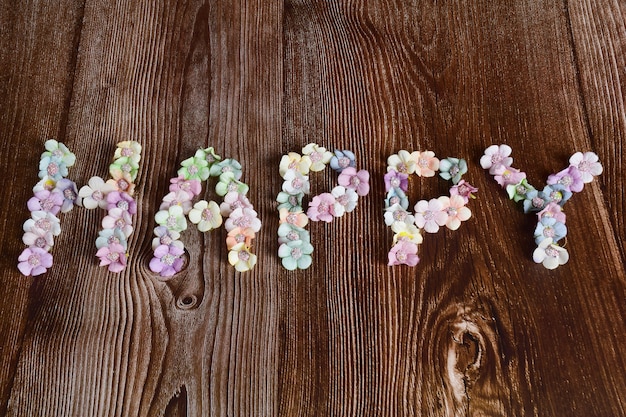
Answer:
[{"left": 1, "top": 1, "right": 625, "bottom": 416}]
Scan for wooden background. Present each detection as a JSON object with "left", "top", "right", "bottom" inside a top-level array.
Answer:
[{"left": 1, "top": 0, "right": 625, "bottom": 416}]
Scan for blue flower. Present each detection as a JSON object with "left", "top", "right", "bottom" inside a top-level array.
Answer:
[
  {"left": 329, "top": 149, "right": 356, "bottom": 172},
  {"left": 543, "top": 184, "right": 572, "bottom": 206},
  {"left": 534, "top": 216, "right": 567, "bottom": 245},
  {"left": 523, "top": 188, "right": 550, "bottom": 213},
  {"left": 385, "top": 188, "right": 409, "bottom": 210},
  {"left": 439, "top": 157, "right": 468, "bottom": 184}
]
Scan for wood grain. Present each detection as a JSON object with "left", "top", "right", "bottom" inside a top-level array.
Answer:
[{"left": 1, "top": 1, "right": 625, "bottom": 416}]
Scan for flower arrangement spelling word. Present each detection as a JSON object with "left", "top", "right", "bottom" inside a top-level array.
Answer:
[
  {"left": 384, "top": 150, "right": 477, "bottom": 266},
  {"left": 277, "top": 144, "right": 370, "bottom": 270}
]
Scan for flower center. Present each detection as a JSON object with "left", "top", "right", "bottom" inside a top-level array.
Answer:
[
  {"left": 188, "top": 165, "right": 199, "bottom": 175},
  {"left": 291, "top": 178, "right": 304, "bottom": 190},
  {"left": 286, "top": 231, "right": 299, "bottom": 241},
  {"left": 121, "top": 163, "right": 132, "bottom": 173},
  {"left": 92, "top": 190, "right": 104, "bottom": 201},
  {"left": 449, "top": 165, "right": 460, "bottom": 176},
  {"left": 34, "top": 237, "right": 47, "bottom": 248},
  {"left": 558, "top": 175, "right": 573, "bottom": 186},
  {"left": 516, "top": 185, "right": 528, "bottom": 195},
  {"left": 543, "top": 227, "right": 555, "bottom": 238},
  {"left": 397, "top": 163, "right": 408, "bottom": 173},
  {"left": 52, "top": 149, "right": 64, "bottom": 158},
  {"left": 235, "top": 215, "right": 251, "bottom": 228},
  {"left": 291, "top": 247, "right": 303, "bottom": 260},
  {"left": 389, "top": 196, "right": 400, "bottom": 205},
  {"left": 201, "top": 208, "right": 213, "bottom": 221},
  {"left": 550, "top": 191, "right": 563, "bottom": 202},
  {"left": 227, "top": 182, "right": 239, "bottom": 192},
  {"left": 107, "top": 252, "right": 120, "bottom": 262},
  {"left": 288, "top": 195, "right": 299, "bottom": 206},
  {"left": 121, "top": 148, "right": 133, "bottom": 157},
  {"left": 418, "top": 158, "right": 428, "bottom": 168},
  {"left": 166, "top": 215, "right": 178, "bottom": 228},
  {"left": 491, "top": 153, "right": 503, "bottom": 164},
  {"left": 578, "top": 161, "right": 591, "bottom": 172},
  {"left": 318, "top": 201, "right": 329, "bottom": 213},
  {"left": 115, "top": 218, "right": 126, "bottom": 228},
  {"left": 238, "top": 251, "right": 250, "bottom": 262},
  {"left": 390, "top": 177, "right": 400, "bottom": 187},
  {"left": 160, "top": 235, "right": 173, "bottom": 245},
  {"left": 161, "top": 253, "right": 176, "bottom": 266},
  {"left": 447, "top": 207, "right": 457, "bottom": 216},
  {"left": 350, "top": 176, "right": 360, "bottom": 187},
  {"left": 235, "top": 233, "right": 246, "bottom": 243},
  {"left": 35, "top": 219, "right": 52, "bottom": 231},
  {"left": 286, "top": 213, "right": 298, "bottom": 224},
  {"left": 41, "top": 197, "right": 56, "bottom": 211},
  {"left": 337, "top": 195, "right": 349, "bottom": 206},
  {"left": 28, "top": 254, "right": 41, "bottom": 266},
  {"left": 310, "top": 152, "right": 322, "bottom": 163},
  {"left": 47, "top": 162, "right": 59, "bottom": 176},
  {"left": 118, "top": 179, "right": 129, "bottom": 190},
  {"left": 338, "top": 157, "right": 350, "bottom": 168},
  {"left": 532, "top": 197, "right": 545, "bottom": 208},
  {"left": 424, "top": 211, "right": 435, "bottom": 221},
  {"left": 63, "top": 188, "right": 76, "bottom": 200},
  {"left": 393, "top": 210, "right": 407, "bottom": 221},
  {"left": 180, "top": 181, "right": 191, "bottom": 191},
  {"left": 221, "top": 165, "right": 232, "bottom": 173},
  {"left": 117, "top": 200, "right": 129, "bottom": 211},
  {"left": 396, "top": 251, "right": 407, "bottom": 262},
  {"left": 545, "top": 246, "right": 559, "bottom": 258}
]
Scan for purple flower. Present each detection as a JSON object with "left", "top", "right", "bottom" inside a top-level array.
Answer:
[
  {"left": 18, "top": 247, "right": 53, "bottom": 276},
  {"left": 547, "top": 166, "right": 584, "bottom": 193},
  {"left": 169, "top": 176, "right": 202, "bottom": 199},
  {"left": 27, "top": 189, "right": 64, "bottom": 215},
  {"left": 338, "top": 167, "right": 370, "bottom": 196},
  {"left": 384, "top": 170, "right": 409, "bottom": 192},
  {"left": 106, "top": 191, "right": 137, "bottom": 215},
  {"left": 388, "top": 241, "right": 419, "bottom": 266},
  {"left": 307, "top": 193, "right": 337, "bottom": 222},
  {"left": 53, "top": 178, "right": 81, "bottom": 213},
  {"left": 150, "top": 244, "right": 185, "bottom": 277},
  {"left": 101, "top": 208, "right": 133, "bottom": 237},
  {"left": 449, "top": 180, "right": 478, "bottom": 204},
  {"left": 96, "top": 242, "right": 127, "bottom": 273}
]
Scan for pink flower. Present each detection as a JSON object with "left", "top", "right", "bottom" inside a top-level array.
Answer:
[
  {"left": 225, "top": 207, "right": 261, "bottom": 232},
  {"left": 106, "top": 191, "right": 137, "bottom": 215},
  {"left": 449, "top": 180, "right": 478, "bottom": 203},
  {"left": 102, "top": 208, "right": 133, "bottom": 237},
  {"left": 569, "top": 151, "right": 602, "bottom": 183},
  {"left": 493, "top": 165, "right": 526, "bottom": 187},
  {"left": 150, "top": 244, "right": 185, "bottom": 277},
  {"left": 537, "top": 202, "right": 566, "bottom": 223},
  {"left": 96, "top": 242, "right": 127, "bottom": 273},
  {"left": 220, "top": 192, "right": 252, "bottom": 217},
  {"left": 169, "top": 176, "right": 202, "bottom": 199},
  {"left": 279, "top": 208, "right": 308, "bottom": 228},
  {"left": 480, "top": 144, "right": 513, "bottom": 174},
  {"left": 307, "top": 193, "right": 337, "bottom": 222},
  {"left": 27, "top": 189, "right": 64, "bottom": 215},
  {"left": 388, "top": 241, "right": 419, "bottom": 266},
  {"left": 18, "top": 247, "right": 53, "bottom": 276},
  {"left": 412, "top": 151, "right": 439, "bottom": 177},
  {"left": 414, "top": 199, "right": 448, "bottom": 233},
  {"left": 439, "top": 195, "right": 472, "bottom": 230},
  {"left": 338, "top": 167, "right": 370, "bottom": 196}
]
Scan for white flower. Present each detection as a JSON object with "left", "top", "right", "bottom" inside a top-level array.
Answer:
[
  {"left": 79, "top": 176, "right": 108, "bottom": 209},
  {"left": 282, "top": 170, "right": 310, "bottom": 195},
  {"left": 188, "top": 200, "right": 222, "bottom": 232},
  {"left": 480, "top": 144, "right": 513, "bottom": 174},
  {"left": 279, "top": 152, "right": 312, "bottom": 177},
  {"left": 391, "top": 222, "right": 423, "bottom": 245},
  {"left": 387, "top": 150, "right": 417, "bottom": 174},
  {"left": 331, "top": 185, "right": 358, "bottom": 215},
  {"left": 533, "top": 238, "right": 569, "bottom": 269},
  {"left": 384, "top": 204, "right": 415, "bottom": 227},
  {"left": 569, "top": 151, "right": 603, "bottom": 183}
]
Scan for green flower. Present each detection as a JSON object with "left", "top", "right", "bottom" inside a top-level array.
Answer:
[
  {"left": 109, "top": 156, "right": 140, "bottom": 181},
  {"left": 276, "top": 191, "right": 304, "bottom": 212},
  {"left": 154, "top": 205, "right": 187, "bottom": 233},
  {"left": 278, "top": 240, "right": 313, "bottom": 270},
  {"left": 178, "top": 156, "right": 210, "bottom": 181},
  {"left": 439, "top": 157, "right": 467, "bottom": 184},
  {"left": 209, "top": 158, "right": 242, "bottom": 182},
  {"left": 506, "top": 178, "right": 536, "bottom": 202},
  {"left": 215, "top": 178, "right": 249, "bottom": 197}
]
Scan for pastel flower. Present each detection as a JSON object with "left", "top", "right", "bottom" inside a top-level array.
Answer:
[
  {"left": 279, "top": 207, "right": 309, "bottom": 228},
  {"left": 79, "top": 176, "right": 108, "bottom": 209},
  {"left": 569, "top": 151, "right": 602, "bottom": 183},
  {"left": 104, "top": 173, "right": 135, "bottom": 196},
  {"left": 439, "top": 157, "right": 467, "bottom": 184},
  {"left": 200, "top": 147, "right": 221, "bottom": 164},
  {"left": 209, "top": 158, "right": 243, "bottom": 182},
  {"left": 414, "top": 198, "right": 448, "bottom": 233},
  {"left": 278, "top": 240, "right": 314, "bottom": 270},
  {"left": 150, "top": 244, "right": 185, "bottom": 277},
  {"left": 109, "top": 157, "right": 140, "bottom": 181},
  {"left": 113, "top": 141, "right": 142, "bottom": 164},
  {"left": 279, "top": 152, "right": 312, "bottom": 177},
  {"left": 106, "top": 191, "right": 137, "bottom": 215},
  {"left": 329, "top": 149, "right": 356, "bottom": 172},
  {"left": 39, "top": 156, "right": 68, "bottom": 180},
  {"left": 506, "top": 179, "right": 536, "bottom": 202},
  {"left": 493, "top": 165, "right": 526, "bottom": 187},
  {"left": 307, "top": 193, "right": 337, "bottom": 222},
  {"left": 22, "top": 228, "right": 54, "bottom": 251},
  {"left": 102, "top": 208, "right": 134, "bottom": 237},
  {"left": 228, "top": 243, "right": 258, "bottom": 272},
  {"left": 543, "top": 184, "right": 572, "bottom": 206},
  {"left": 384, "top": 204, "right": 415, "bottom": 227},
  {"left": 277, "top": 223, "right": 310, "bottom": 245},
  {"left": 387, "top": 150, "right": 417, "bottom": 174},
  {"left": 282, "top": 170, "right": 310, "bottom": 195},
  {"left": 53, "top": 179, "right": 81, "bottom": 213},
  {"left": 413, "top": 151, "right": 440, "bottom": 177},
  {"left": 302, "top": 143, "right": 333, "bottom": 172},
  {"left": 151, "top": 226, "right": 183, "bottom": 250},
  {"left": 480, "top": 144, "right": 513, "bottom": 174},
  {"left": 387, "top": 241, "right": 419, "bottom": 266},
  {"left": 523, "top": 189, "right": 551, "bottom": 213},
  {"left": 18, "top": 247, "right": 53, "bottom": 276},
  {"left": 439, "top": 195, "right": 471, "bottom": 231},
  {"left": 226, "top": 227, "right": 257, "bottom": 249},
  {"left": 178, "top": 155, "right": 210, "bottom": 181},
  {"left": 331, "top": 186, "right": 358, "bottom": 213},
  {"left": 159, "top": 190, "right": 193, "bottom": 214},
  {"left": 225, "top": 207, "right": 261, "bottom": 232},
  {"left": 188, "top": 200, "right": 223, "bottom": 232},
  {"left": 155, "top": 205, "right": 188, "bottom": 233},
  {"left": 169, "top": 176, "right": 202, "bottom": 199},
  {"left": 96, "top": 228, "right": 128, "bottom": 251},
  {"left": 384, "top": 170, "right": 409, "bottom": 192},
  {"left": 384, "top": 188, "right": 409, "bottom": 210},
  {"left": 338, "top": 167, "right": 370, "bottom": 196},
  {"left": 220, "top": 192, "right": 252, "bottom": 217},
  {"left": 27, "top": 189, "right": 63, "bottom": 215},
  {"left": 391, "top": 222, "right": 423, "bottom": 245},
  {"left": 533, "top": 238, "right": 569, "bottom": 269},
  {"left": 534, "top": 217, "right": 567, "bottom": 245},
  {"left": 96, "top": 242, "right": 127, "bottom": 273},
  {"left": 276, "top": 191, "right": 304, "bottom": 212},
  {"left": 537, "top": 202, "right": 566, "bottom": 223},
  {"left": 215, "top": 178, "right": 249, "bottom": 197},
  {"left": 449, "top": 180, "right": 478, "bottom": 204},
  {"left": 547, "top": 166, "right": 584, "bottom": 193},
  {"left": 42, "top": 139, "right": 76, "bottom": 167},
  {"left": 33, "top": 177, "right": 57, "bottom": 193},
  {"left": 24, "top": 211, "right": 61, "bottom": 236}
]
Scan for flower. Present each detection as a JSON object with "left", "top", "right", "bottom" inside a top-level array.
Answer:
[
  {"left": 388, "top": 241, "right": 419, "bottom": 266},
  {"left": 23, "top": 211, "right": 61, "bottom": 236},
  {"left": 54, "top": 178, "right": 81, "bottom": 213},
  {"left": 42, "top": 139, "right": 76, "bottom": 167},
  {"left": 384, "top": 188, "right": 409, "bottom": 210},
  {"left": 22, "top": 227, "right": 54, "bottom": 251},
  {"left": 414, "top": 198, "right": 448, "bottom": 233},
  {"left": 18, "top": 247, "right": 53, "bottom": 276},
  {"left": 159, "top": 190, "right": 193, "bottom": 214},
  {"left": 109, "top": 156, "right": 140, "bottom": 181},
  {"left": 276, "top": 191, "right": 304, "bottom": 212},
  {"left": 155, "top": 205, "right": 188, "bottom": 233},
  {"left": 27, "top": 189, "right": 63, "bottom": 215},
  {"left": 220, "top": 192, "right": 252, "bottom": 217},
  {"left": 522, "top": 188, "right": 550, "bottom": 213},
  {"left": 331, "top": 186, "right": 358, "bottom": 213},
  {"left": 79, "top": 176, "right": 108, "bottom": 209},
  {"left": 533, "top": 238, "right": 569, "bottom": 269},
  {"left": 33, "top": 177, "right": 57, "bottom": 193},
  {"left": 169, "top": 176, "right": 202, "bottom": 199},
  {"left": 209, "top": 158, "right": 243, "bottom": 182},
  {"left": 307, "top": 193, "right": 337, "bottom": 222},
  {"left": 391, "top": 221, "right": 423, "bottom": 245},
  {"left": 537, "top": 202, "right": 566, "bottom": 223},
  {"left": 439, "top": 157, "right": 467, "bottom": 184},
  {"left": 547, "top": 166, "right": 584, "bottom": 193},
  {"left": 113, "top": 141, "right": 142, "bottom": 164},
  {"left": 338, "top": 167, "right": 370, "bottom": 196},
  {"left": 480, "top": 144, "right": 513, "bottom": 174},
  {"left": 102, "top": 208, "right": 134, "bottom": 237},
  {"left": 106, "top": 191, "right": 137, "bottom": 215},
  {"left": 282, "top": 170, "right": 310, "bottom": 195},
  {"left": 96, "top": 242, "right": 127, "bottom": 273},
  {"left": 96, "top": 228, "right": 128, "bottom": 251},
  {"left": 439, "top": 195, "right": 471, "bottom": 231},
  {"left": 277, "top": 223, "right": 310, "bottom": 244},
  {"left": 506, "top": 179, "right": 536, "bottom": 202},
  {"left": 493, "top": 165, "right": 526, "bottom": 187},
  {"left": 200, "top": 147, "right": 221, "bottom": 164},
  {"left": 226, "top": 227, "right": 257, "bottom": 249},
  {"left": 104, "top": 173, "right": 135, "bottom": 195},
  {"left": 150, "top": 244, "right": 185, "bottom": 277},
  {"left": 279, "top": 152, "right": 312, "bottom": 177},
  {"left": 413, "top": 151, "right": 440, "bottom": 177},
  {"left": 278, "top": 240, "right": 314, "bottom": 270},
  {"left": 543, "top": 184, "right": 572, "bottom": 206},
  {"left": 151, "top": 226, "right": 182, "bottom": 250},
  {"left": 225, "top": 207, "right": 261, "bottom": 232},
  {"left": 329, "top": 149, "right": 356, "bottom": 172},
  {"left": 228, "top": 243, "right": 258, "bottom": 272},
  {"left": 189, "top": 200, "right": 223, "bottom": 232},
  {"left": 387, "top": 150, "right": 417, "bottom": 174},
  {"left": 534, "top": 217, "right": 567, "bottom": 245},
  {"left": 449, "top": 180, "right": 478, "bottom": 203},
  {"left": 215, "top": 178, "right": 249, "bottom": 197},
  {"left": 569, "top": 151, "right": 602, "bottom": 183},
  {"left": 384, "top": 204, "right": 415, "bottom": 226},
  {"left": 279, "top": 208, "right": 309, "bottom": 228},
  {"left": 178, "top": 155, "right": 210, "bottom": 181},
  {"left": 302, "top": 143, "right": 333, "bottom": 172},
  {"left": 39, "top": 156, "right": 68, "bottom": 180},
  {"left": 384, "top": 170, "right": 409, "bottom": 192}
]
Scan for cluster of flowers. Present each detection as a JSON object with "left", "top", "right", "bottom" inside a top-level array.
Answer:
[
  {"left": 77, "top": 141, "right": 142, "bottom": 273},
  {"left": 384, "top": 150, "right": 477, "bottom": 266},
  {"left": 18, "top": 140, "right": 80, "bottom": 276},
  {"left": 277, "top": 143, "right": 370, "bottom": 270},
  {"left": 481, "top": 144, "right": 602, "bottom": 269},
  {"left": 150, "top": 147, "right": 260, "bottom": 277}
]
